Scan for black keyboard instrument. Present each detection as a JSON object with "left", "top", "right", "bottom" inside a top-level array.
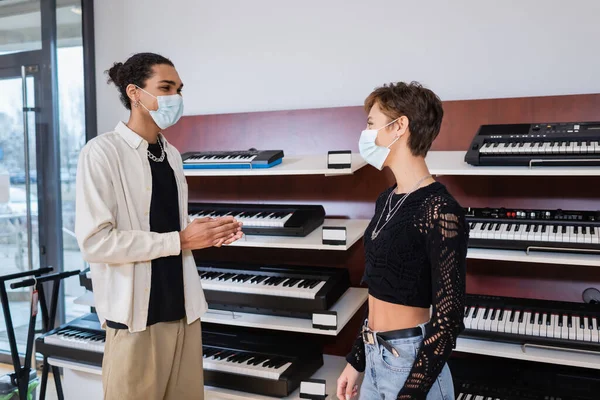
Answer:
[
  {"left": 466, "top": 207, "right": 600, "bottom": 254},
  {"left": 201, "top": 325, "right": 323, "bottom": 397},
  {"left": 462, "top": 294, "right": 600, "bottom": 353},
  {"left": 182, "top": 149, "right": 284, "bottom": 169},
  {"left": 189, "top": 202, "right": 326, "bottom": 237},
  {"left": 38, "top": 315, "right": 324, "bottom": 398},
  {"left": 464, "top": 121, "right": 600, "bottom": 167},
  {"left": 450, "top": 355, "right": 600, "bottom": 399},
  {"left": 198, "top": 262, "right": 350, "bottom": 318},
  {"left": 36, "top": 313, "right": 104, "bottom": 367}
]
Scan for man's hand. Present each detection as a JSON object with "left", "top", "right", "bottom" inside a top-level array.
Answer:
[
  {"left": 180, "top": 216, "right": 242, "bottom": 250},
  {"left": 214, "top": 228, "right": 244, "bottom": 247},
  {"left": 336, "top": 363, "right": 360, "bottom": 400}
]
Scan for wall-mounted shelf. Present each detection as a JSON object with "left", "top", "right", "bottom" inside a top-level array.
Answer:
[
  {"left": 455, "top": 337, "right": 600, "bottom": 370},
  {"left": 202, "top": 287, "right": 367, "bottom": 336},
  {"left": 227, "top": 219, "right": 369, "bottom": 251},
  {"left": 426, "top": 151, "right": 600, "bottom": 176},
  {"left": 48, "top": 355, "right": 349, "bottom": 400},
  {"left": 184, "top": 154, "right": 366, "bottom": 177},
  {"left": 204, "top": 354, "right": 347, "bottom": 400},
  {"left": 467, "top": 248, "right": 600, "bottom": 267}
]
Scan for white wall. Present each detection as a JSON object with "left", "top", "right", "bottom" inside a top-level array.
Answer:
[{"left": 94, "top": 0, "right": 600, "bottom": 134}]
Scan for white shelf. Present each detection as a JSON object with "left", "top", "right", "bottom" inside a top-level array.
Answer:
[
  {"left": 455, "top": 337, "right": 600, "bottom": 370},
  {"left": 202, "top": 287, "right": 367, "bottom": 336},
  {"left": 426, "top": 151, "right": 600, "bottom": 176},
  {"left": 184, "top": 154, "right": 366, "bottom": 177},
  {"left": 229, "top": 219, "right": 369, "bottom": 251},
  {"left": 49, "top": 355, "right": 351, "bottom": 400},
  {"left": 205, "top": 354, "right": 348, "bottom": 400},
  {"left": 467, "top": 248, "right": 600, "bottom": 267}
]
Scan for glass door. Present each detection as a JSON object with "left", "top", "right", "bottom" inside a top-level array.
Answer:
[{"left": 0, "top": 65, "right": 42, "bottom": 354}]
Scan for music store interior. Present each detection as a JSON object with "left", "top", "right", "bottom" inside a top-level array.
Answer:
[{"left": 1, "top": 0, "right": 600, "bottom": 399}]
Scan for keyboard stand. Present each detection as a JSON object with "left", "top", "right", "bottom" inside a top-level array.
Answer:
[{"left": 0, "top": 267, "right": 80, "bottom": 400}]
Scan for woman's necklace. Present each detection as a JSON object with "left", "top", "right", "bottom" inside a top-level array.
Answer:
[{"left": 370, "top": 174, "right": 432, "bottom": 240}]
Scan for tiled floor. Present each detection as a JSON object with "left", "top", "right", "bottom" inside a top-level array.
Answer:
[{"left": 0, "top": 363, "right": 58, "bottom": 400}]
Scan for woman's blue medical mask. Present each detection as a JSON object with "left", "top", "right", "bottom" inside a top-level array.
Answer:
[{"left": 358, "top": 118, "right": 401, "bottom": 170}]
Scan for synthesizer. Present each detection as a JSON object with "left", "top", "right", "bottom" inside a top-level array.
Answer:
[
  {"left": 450, "top": 355, "right": 600, "bottom": 400},
  {"left": 198, "top": 262, "right": 350, "bottom": 318},
  {"left": 36, "top": 313, "right": 104, "bottom": 367},
  {"left": 464, "top": 121, "right": 600, "bottom": 167},
  {"left": 189, "top": 202, "right": 326, "bottom": 237},
  {"left": 466, "top": 207, "right": 600, "bottom": 254},
  {"left": 181, "top": 149, "right": 284, "bottom": 169},
  {"left": 36, "top": 315, "right": 324, "bottom": 398},
  {"left": 201, "top": 324, "right": 323, "bottom": 397},
  {"left": 462, "top": 294, "right": 600, "bottom": 353}
]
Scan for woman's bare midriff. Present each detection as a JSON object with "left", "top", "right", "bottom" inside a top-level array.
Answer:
[{"left": 368, "top": 295, "right": 430, "bottom": 332}]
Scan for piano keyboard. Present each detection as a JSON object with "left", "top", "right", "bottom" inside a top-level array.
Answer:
[
  {"left": 36, "top": 313, "right": 105, "bottom": 366},
  {"left": 466, "top": 207, "right": 600, "bottom": 253},
  {"left": 464, "top": 121, "right": 600, "bottom": 166},
  {"left": 479, "top": 140, "right": 600, "bottom": 155},
  {"left": 201, "top": 324, "right": 324, "bottom": 397},
  {"left": 190, "top": 209, "right": 293, "bottom": 228},
  {"left": 43, "top": 326, "right": 105, "bottom": 354},
  {"left": 188, "top": 202, "right": 326, "bottom": 237},
  {"left": 185, "top": 153, "right": 258, "bottom": 163},
  {"left": 469, "top": 222, "right": 599, "bottom": 244},
  {"left": 182, "top": 149, "right": 284, "bottom": 169},
  {"left": 203, "top": 346, "right": 292, "bottom": 380},
  {"left": 198, "top": 262, "right": 350, "bottom": 318},
  {"left": 462, "top": 294, "right": 600, "bottom": 352},
  {"left": 200, "top": 270, "right": 326, "bottom": 299},
  {"left": 37, "top": 316, "right": 325, "bottom": 398}
]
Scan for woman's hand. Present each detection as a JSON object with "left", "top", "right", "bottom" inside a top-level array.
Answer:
[{"left": 336, "top": 363, "right": 360, "bottom": 400}]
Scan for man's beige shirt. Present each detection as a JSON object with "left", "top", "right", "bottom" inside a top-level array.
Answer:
[{"left": 75, "top": 121, "right": 207, "bottom": 332}]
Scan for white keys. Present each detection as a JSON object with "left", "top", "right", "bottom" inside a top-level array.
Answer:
[
  {"left": 496, "top": 310, "right": 507, "bottom": 333},
  {"left": 480, "top": 143, "right": 493, "bottom": 154},
  {"left": 464, "top": 307, "right": 474, "bottom": 329},
  {"left": 475, "top": 308, "right": 486, "bottom": 331},
  {"left": 592, "top": 227, "right": 600, "bottom": 244},
  {"left": 203, "top": 351, "right": 291, "bottom": 380},
  {"left": 490, "top": 310, "right": 500, "bottom": 332},
  {"left": 200, "top": 272, "right": 325, "bottom": 299},
  {"left": 184, "top": 154, "right": 257, "bottom": 164},
  {"left": 560, "top": 315, "right": 569, "bottom": 339},
  {"left": 532, "top": 312, "right": 541, "bottom": 337},
  {"left": 583, "top": 317, "right": 592, "bottom": 342},
  {"left": 553, "top": 314, "right": 562, "bottom": 339},
  {"left": 539, "top": 313, "right": 547, "bottom": 337},
  {"left": 510, "top": 310, "right": 520, "bottom": 335},
  {"left": 44, "top": 330, "right": 105, "bottom": 353},
  {"left": 518, "top": 312, "right": 528, "bottom": 335},
  {"left": 190, "top": 211, "right": 293, "bottom": 228},
  {"left": 483, "top": 309, "right": 494, "bottom": 331}
]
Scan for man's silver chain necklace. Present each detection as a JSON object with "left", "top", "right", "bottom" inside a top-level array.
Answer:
[
  {"left": 147, "top": 138, "right": 165, "bottom": 162},
  {"left": 371, "top": 174, "right": 432, "bottom": 240}
]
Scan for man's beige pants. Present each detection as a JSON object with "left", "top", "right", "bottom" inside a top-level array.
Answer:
[{"left": 102, "top": 318, "right": 204, "bottom": 400}]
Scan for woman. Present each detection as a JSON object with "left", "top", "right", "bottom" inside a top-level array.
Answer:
[
  {"left": 336, "top": 81, "right": 468, "bottom": 400},
  {"left": 75, "top": 52, "right": 243, "bottom": 399}
]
